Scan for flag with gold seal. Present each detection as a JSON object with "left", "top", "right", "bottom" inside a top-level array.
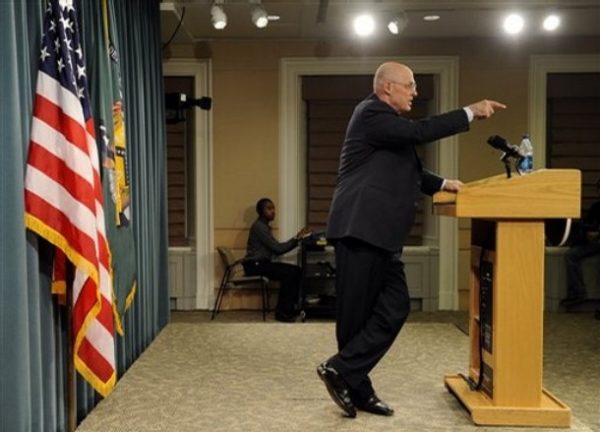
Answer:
[{"left": 82, "top": 0, "right": 137, "bottom": 338}]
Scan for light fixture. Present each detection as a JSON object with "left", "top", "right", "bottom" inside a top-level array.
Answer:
[
  {"left": 387, "top": 12, "right": 408, "bottom": 35},
  {"left": 353, "top": 14, "right": 375, "bottom": 37},
  {"left": 543, "top": 14, "right": 560, "bottom": 31},
  {"left": 423, "top": 15, "right": 440, "bottom": 22},
  {"left": 250, "top": 0, "right": 269, "bottom": 28},
  {"left": 211, "top": 3, "right": 227, "bottom": 30},
  {"left": 503, "top": 13, "right": 524, "bottom": 35}
]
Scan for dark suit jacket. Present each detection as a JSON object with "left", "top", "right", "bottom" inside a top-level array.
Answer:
[{"left": 326, "top": 93, "right": 470, "bottom": 252}]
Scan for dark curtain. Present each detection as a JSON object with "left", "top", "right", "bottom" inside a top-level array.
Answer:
[{"left": 0, "top": 0, "right": 169, "bottom": 430}]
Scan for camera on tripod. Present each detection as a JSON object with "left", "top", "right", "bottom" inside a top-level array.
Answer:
[{"left": 165, "top": 92, "right": 212, "bottom": 124}]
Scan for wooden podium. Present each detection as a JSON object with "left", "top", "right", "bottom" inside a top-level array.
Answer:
[{"left": 433, "top": 169, "right": 580, "bottom": 427}]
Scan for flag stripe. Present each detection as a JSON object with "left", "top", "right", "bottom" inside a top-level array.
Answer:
[
  {"left": 73, "top": 281, "right": 114, "bottom": 339},
  {"left": 32, "top": 98, "right": 95, "bottom": 179},
  {"left": 95, "top": 293, "right": 115, "bottom": 333},
  {"left": 71, "top": 262, "right": 113, "bottom": 333},
  {"left": 86, "top": 318, "right": 116, "bottom": 362},
  {"left": 24, "top": 190, "right": 98, "bottom": 267},
  {"left": 86, "top": 121, "right": 104, "bottom": 198},
  {"left": 37, "top": 70, "right": 85, "bottom": 125},
  {"left": 71, "top": 270, "right": 113, "bottom": 337},
  {"left": 95, "top": 203, "right": 108, "bottom": 255},
  {"left": 72, "top": 280, "right": 99, "bottom": 330},
  {"left": 72, "top": 265, "right": 92, "bottom": 310},
  {"left": 77, "top": 338, "right": 115, "bottom": 383},
  {"left": 85, "top": 119, "right": 99, "bottom": 164},
  {"left": 25, "top": 167, "right": 99, "bottom": 250},
  {"left": 26, "top": 142, "right": 96, "bottom": 212}
]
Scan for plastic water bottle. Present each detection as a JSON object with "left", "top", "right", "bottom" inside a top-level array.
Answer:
[{"left": 519, "top": 135, "right": 533, "bottom": 174}]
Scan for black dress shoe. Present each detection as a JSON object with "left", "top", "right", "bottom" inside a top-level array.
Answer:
[
  {"left": 560, "top": 295, "right": 586, "bottom": 304},
  {"left": 316, "top": 362, "right": 356, "bottom": 418},
  {"left": 354, "top": 395, "right": 394, "bottom": 416},
  {"left": 274, "top": 311, "right": 296, "bottom": 322}
]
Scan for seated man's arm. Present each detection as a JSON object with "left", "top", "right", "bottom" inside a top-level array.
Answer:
[{"left": 254, "top": 223, "right": 298, "bottom": 256}]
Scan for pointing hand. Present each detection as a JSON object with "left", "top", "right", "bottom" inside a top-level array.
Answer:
[{"left": 468, "top": 99, "right": 507, "bottom": 119}]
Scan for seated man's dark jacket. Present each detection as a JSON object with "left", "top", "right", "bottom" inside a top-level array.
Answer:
[
  {"left": 327, "top": 93, "right": 470, "bottom": 252},
  {"left": 574, "top": 200, "right": 600, "bottom": 245},
  {"left": 244, "top": 217, "right": 298, "bottom": 262}
]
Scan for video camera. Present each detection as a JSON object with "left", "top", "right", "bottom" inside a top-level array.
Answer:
[{"left": 165, "top": 92, "right": 212, "bottom": 124}]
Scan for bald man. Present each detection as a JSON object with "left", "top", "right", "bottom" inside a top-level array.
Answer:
[{"left": 317, "top": 62, "right": 505, "bottom": 418}]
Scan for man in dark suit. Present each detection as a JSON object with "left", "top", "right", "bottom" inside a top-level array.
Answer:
[{"left": 317, "top": 62, "right": 506, "bottom": 418}]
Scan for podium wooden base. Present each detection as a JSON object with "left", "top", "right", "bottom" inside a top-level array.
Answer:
[{"left": 445, "top": 374, "right": 571, "bottom": 428}]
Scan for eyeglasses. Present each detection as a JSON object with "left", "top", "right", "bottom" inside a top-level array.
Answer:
[{"left": 390, "top": 81, "right": 417, "bottom": 91}]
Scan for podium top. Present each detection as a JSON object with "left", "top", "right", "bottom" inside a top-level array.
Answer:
[{"left": 433, "top": 169, "right": 581, "bottom": 219}]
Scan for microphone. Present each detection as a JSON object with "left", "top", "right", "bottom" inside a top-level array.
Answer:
[
  {"left": 487, "top": 135, "right": 522, "bottom": 158},
  {"left": 487, "top": 135, "right": 523, "bottom": 159},
  {"left": 487, "top": 135, "right": 526, "bottom": 178}
]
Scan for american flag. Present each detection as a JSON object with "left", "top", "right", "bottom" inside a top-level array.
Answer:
[{"left": 24, "top": 0, "right": 116, "bottom": 397}]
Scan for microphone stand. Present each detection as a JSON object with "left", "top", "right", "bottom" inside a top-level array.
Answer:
[{"left": 500, "top": 153, "right": 525, "bottom": 178}]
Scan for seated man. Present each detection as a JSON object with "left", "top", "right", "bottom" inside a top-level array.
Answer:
[
  {"left": 562, "top": 178, "right": 600, "bottom": 305},
  {"left": 243, "top": 198, "right": 310, "bottom": 322}
]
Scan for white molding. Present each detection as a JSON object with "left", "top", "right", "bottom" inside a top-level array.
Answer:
[
  {"left": 529, "top": 54, "right": 600, "bottom": 169},
  {"left": 279, "top": 56, "right": 460, "bottom": 310},
  {"left": 163, "top": 58, "right": 214, "bottom": 310}
]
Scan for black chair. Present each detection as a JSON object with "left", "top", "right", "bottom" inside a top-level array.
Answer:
[{"left": 211, "top": 247, "right": 270, "bottom": 321}]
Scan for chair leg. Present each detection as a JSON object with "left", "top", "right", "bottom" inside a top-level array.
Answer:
[
  {"left": 211, "top": 270, "right": 229, "bottom": 320},
  {"left": 216, "top": 282, "right": 227, "bottom": 315},
  {"left": 211, "top": 287, "right": 223, "bottom": 320},
  {"left": 261, "top": 280, "right": 267, "bottom": 321},
  {"left": 265, "top": 282, "right": 270, "bottom": 313},
  {"left": 211, "top": 284, "right": 221, "bottom": 320}
]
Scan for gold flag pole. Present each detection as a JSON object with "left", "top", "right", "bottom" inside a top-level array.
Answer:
[{"left": 66, "top": 265, "right": 76, "bottom": 432}]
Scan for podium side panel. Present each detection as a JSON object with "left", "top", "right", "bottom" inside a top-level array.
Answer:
[{"left": 494, "top": 221, "right": 545, "bottom": 406}]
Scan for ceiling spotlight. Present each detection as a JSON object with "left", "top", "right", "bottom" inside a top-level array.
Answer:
[
  {"left": 388, "top": 12, "right": 408, "bottom": 35},
  {"left": 353, "top": 14, "right": 375, "bottom": 37},
  {"left": 250, "top": 0, "right": 269, "bottom": 28},
  {"left": 211, "top": 4, "right": 227, "bottom": 30},
  {"left": 543, "top": 14, "right": 560, "bottom": 31},
  {"left": 503, "top": 13, "right": 524, "bottom": 35}
]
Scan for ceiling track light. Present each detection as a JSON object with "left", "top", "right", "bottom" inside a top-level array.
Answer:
[
  {"left": 503, "top": 13, "right": 524, "bottom": 35},
  {"left": 351, "top": 11, "right": 409, "bottom": 37},
  {"left": 250, "top": 0, "right": 269, "bottom": 28},
  {"left": 543, "top": 14, "right": 560, "bottom": 31},
  {"left": 388, "top": 11, "right": 408, "bottom": 35},
  {"left": 353, "top": 14, "right": 375, "bottom": 37},
  {"left": 211, "top": 2, "right": 227, "bottom": 30}
]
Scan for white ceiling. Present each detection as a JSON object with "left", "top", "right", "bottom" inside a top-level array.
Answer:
[{"left": 160, "top": 0, "right": 600, "bottom": 44}]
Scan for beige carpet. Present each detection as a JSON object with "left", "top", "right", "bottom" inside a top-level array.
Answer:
[{"left": 77, "top": 317, "right": 598, "bottom": 432}]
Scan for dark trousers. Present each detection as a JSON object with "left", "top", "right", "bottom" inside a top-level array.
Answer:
[
  {"left": 328, "top": 237, "right": 411, "bottom": 403},
  {"left": 243, "top": 260, "right": 301, "bottom": 315},
  {"left": 566, "top": 241, "right": 600, "bottom": 298}
]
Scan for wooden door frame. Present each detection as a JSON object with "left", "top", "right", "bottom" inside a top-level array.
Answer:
[
  {"left": 163, "top": 59, "right": 214, "bottom": 309},
  {"left": 529, "top": 54, "right": 600, "bottom": 169}
]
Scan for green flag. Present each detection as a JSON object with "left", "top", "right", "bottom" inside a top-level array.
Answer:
[{"left": 96, "top": 0, "right": 137, "bottom": 335}]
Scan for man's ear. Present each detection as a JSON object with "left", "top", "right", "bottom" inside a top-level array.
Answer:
[{"left": 383, "top": 81, "right": 393, "bottom": 96}]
